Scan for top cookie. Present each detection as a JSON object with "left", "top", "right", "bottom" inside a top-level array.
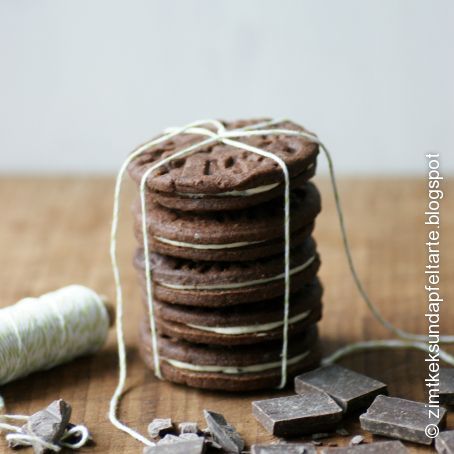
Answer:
[{"left": 128, "top": 119, "right": 318, "bottom": 211}]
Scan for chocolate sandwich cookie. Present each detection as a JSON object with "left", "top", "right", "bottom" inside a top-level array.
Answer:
[
  {"left": 134, "top": 183, "right": 321, "bottom": 262},
  {"left": 134, "top": 237, "right": 320, "bottom": 307},
  {"left": 146, "top": 279, "right": 323, "bottom": 345},
  {"left": 139, "top": 325, "right": 321, "bottom": 391},
  {"left": 128, "top": 119, "right": 318, "bottom": 212}
]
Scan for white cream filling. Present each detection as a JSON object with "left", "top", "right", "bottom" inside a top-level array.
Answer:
[
  {"left": 175, "top": 182, "right": 279, "bottom": 199},
  {"left": 173, "top": 162, "right": 315, "bottom": 199},
  {"left": 158, "top": 255, "right": 316, "bottom": 290},
  {"left": 186, "top": 309, "right": 311, "bottom": 335},
  {"left": 154, "top": 236, "right": 265, "bottom": 250},
  {"left": 161, "top": 350, "right": 310, "bottom": 375}
]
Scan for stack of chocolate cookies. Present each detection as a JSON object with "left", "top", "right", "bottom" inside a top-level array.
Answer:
[{"left": 128, "top": 119, "right": 323, "bottom": 391}]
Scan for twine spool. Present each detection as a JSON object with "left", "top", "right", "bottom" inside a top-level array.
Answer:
[{"left": 0, "top": 285, "right": 112, "bottom": 388}]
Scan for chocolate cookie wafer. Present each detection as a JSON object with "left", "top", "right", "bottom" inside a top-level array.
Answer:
[
  {"left": 145, "top": 279, "right": 323, "bottom": 345},
  {"left": 134, "top": 183, "right": 321, "bottom": 261},
  {"left": 134, "top": 237, "right": 320, "bottom": 307},
  {"left": 139, "top": 325, "right": 321, "bottom": 391},
  {"left": 128, "top": 119, "right": 318, "bottom": 212}
]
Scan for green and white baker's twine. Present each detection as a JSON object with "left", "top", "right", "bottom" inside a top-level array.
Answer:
[
  {"left": 0, "top": 414, "right": 90, "bottom": 453},
  {"left": 0, "top": 285, "right": 109, "bottom": 386},
  {"left": 109, "top": 118, "right": 454, "bottom": 446},
  {"left": 0, "top": 285, "right": 108, "bottom": 451}
]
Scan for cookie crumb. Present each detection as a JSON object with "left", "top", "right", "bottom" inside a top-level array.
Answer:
[
  {"left": 349, "top": 435, "right": 364, "bottom": 446},
  {"left": 147, "top": 419, "right": 174, "bottom": 438}
]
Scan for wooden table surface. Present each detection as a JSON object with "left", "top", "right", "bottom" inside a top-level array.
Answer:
[{"left": 0, "top": 176, "right": 453, "bottom": 453}]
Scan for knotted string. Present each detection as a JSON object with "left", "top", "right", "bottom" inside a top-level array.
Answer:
[
  {"left": 109, "top": 118, "right": 454, "bottom": 446},
  {"left": 0, "top": 414, "right": 90, "bottom": 452}
]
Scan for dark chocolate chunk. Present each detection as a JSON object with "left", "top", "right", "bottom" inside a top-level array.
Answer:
[
  {"left": 252, "top": 392, "right": 342, "bottom": 437},
  {"left": 179, "top": 434, "right": 202, "bottom": 441},
  {"left": 143, "top": 438, "right": 204, "bottom": 454},
  {"left": 203, "top": 410, "right": 244, "bottom": 453},
  {"left": 147, "top": 418, "right": 174, "bottom": 438},
  {"left": 295, "top": 365, "right": 387, "bottom": 413},
  {"left": 359, "top": 395, "right": 446, "bottom": 445},
  {"left": 435, "top": 430, "right": 454, "bottom": 453},
  {"left": 157, "top": 434, "right": 180, "bottom": 444},
  {"left": 251, "top": 443, "right": 316, "bottom": 453},
  {"left": 205, "top": 438, "right": 222, "bottom": 450},
  {"left": 440, "top": 368, "right": 454, "bottom": 405},
  {"left": 157, "top": 433, "right": 203, "bottom": 445},
  {"left": 14, "top": 400, "right": 72, "bottom": 453},
  {"left": 321, "top": 441, "right": 407, "bottom": 453}
]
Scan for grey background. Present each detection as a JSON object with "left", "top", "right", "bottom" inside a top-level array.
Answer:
[{"left": 0, "top": 0, "right": 453, "bottom": 174}]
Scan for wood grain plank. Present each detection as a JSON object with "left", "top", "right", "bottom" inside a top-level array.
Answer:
[{"left": 0, "top": 176, "right": 452, "bottom": 453}]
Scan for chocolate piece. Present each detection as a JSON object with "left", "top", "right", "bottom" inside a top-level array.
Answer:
[
  {"left": 251, "top": 443, "right": 316, "bottom": 453},
  {"left": 205, "top": 438, "right": 222, "bottom": 450},
  {"left": 147, "top": 418, "right": 174, "bottom": 438},
  {"left": 179, "top": 433, "right": 201, "bottom": 441},
  {"left": 435, "top": 430, "right": 454, "bottom": 453},
  {"left": 295, "top": 364, "right": 387, "bottom": 413},
  {"left": 360, "top": 395, "right": 447, "bottom": 445},
  {"left": 128, "top": 119, "right": 318, "bottom": 212},
  {"left": 157, "top": 433, "right": 204, "bottom": 445},
  {"left": 440, "top": 368, "right": 454, "bottom": 405},
  {"left": 134, "top": 183, "right": 320, "bottom": 262},
  {"left": 179, "top": 422, "right": 200, "bottom": 434},
  {"left": 252, "top": 392, "right": 342, "bottom": 437},
  {"left": 14, "top": 400, "right": 72, "bottom": 453},
  {"left": 200, "top": 427, "right": 222, "bottom": 450},
  {"left": 158, "top": 434, "right": 181, "bottom": 444},
  {"left": 321, "top": 441, "right": 407, "bottom": 453},
  {"left": 349, "top": 435, "right": 364, "bottom": 446},
  {"left": 143, "top": 438, "right": 204, "bottom": 454},
  {"left": 143, "top": 443, "right": 156, "bottom": 453},
  {"left": 135, "top": 238, "right": 320, "bottom": 308},
  {"left": 203, "top": 410, "right": 244, "bottom": 454}
]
